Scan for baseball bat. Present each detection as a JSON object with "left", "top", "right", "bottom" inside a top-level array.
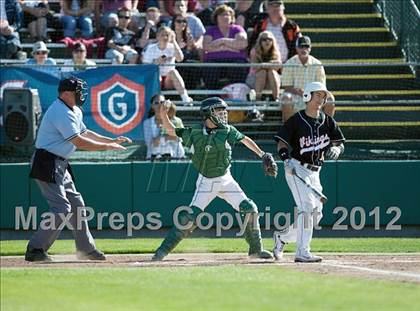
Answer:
[{"left": 291, "top": 168, "right": 328, "bottom": 204}]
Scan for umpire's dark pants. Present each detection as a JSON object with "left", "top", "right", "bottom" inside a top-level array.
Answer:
[{"left": 28, "top": 158, "right": 96, "bottom": 253}]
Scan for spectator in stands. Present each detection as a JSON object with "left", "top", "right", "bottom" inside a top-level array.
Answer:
[
  {"left": 61, "top": 42, "right": 96, "bottom": 73},
  {"left": 202, "top": 4, "right": 248, "bottom": 89},
  {"left": 247, "top": 30, "right": 281, "bottom": 101},
  {"left": 26, "top": 40, "right": 59, "bottom": 76},
  {"left": 194, "top": 0, "right": 213, "bottom": 27},
  {"left": 144, "top": 0, "right": 197, "bottom": 24},
  {"left": 170, "top": 0, "right": 205, "bottom": 48},
  {"left": 235, "top": 0, "right": 263, "bottom": 30},
  {"left": 143, "top": 95, "right": 185, "bottom": 161},
  {"left": 60, "top": 0, "right": 94, "bottom": 39},
  {"left": 142, "top": 26, "right": 192, "bottom": 104},
  {"left": 20, "top": 0, "right": 52, "bottom": 42},
  {"left": 0, "top": 0, "right": 25, "bottom": 60},
  {"left": 249, "top": 0, "right": 300, "bottom": 63},
  {"left": 136, "top": 6, "right": 165, "bottom": 55},
  {"left": 324, "top": 93, "right": 336, "bottom": 117},
  {"left": 171, "top": 13, "right": 200, "bottom": 89},
  {"left": 280, "top": 36, "right": 331, "bottom": 122},
  {"left": 105, "top": 7, "right": 139, "bottom": 64},
  {"left": 96, "top": 0, "right": 140, "bottom": 33}
]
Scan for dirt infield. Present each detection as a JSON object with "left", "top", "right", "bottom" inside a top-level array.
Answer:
[{"left": 2, "top": 253, "right": 420, "bottom": 284}]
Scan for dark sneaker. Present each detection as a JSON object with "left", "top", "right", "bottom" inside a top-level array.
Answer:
[
  {"left": 249, "top": 249, "right": 273, "bottom": 259},
  {"left": 294, "top": 254, "right": 322, "bottom": 263},
  {"left": 77, "top": 249, "right": 106, "bottom": 261},
  {"left": 25, "top": 247, "right": 52, "bottom": 262}
]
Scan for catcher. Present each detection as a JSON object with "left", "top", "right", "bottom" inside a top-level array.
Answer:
[{"left": 152, "top": 97, "right": 277, "bottom": 261}]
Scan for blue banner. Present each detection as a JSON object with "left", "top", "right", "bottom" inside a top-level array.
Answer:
[{"left": 0, "top": 65, "right": 160, "bottom": 141}]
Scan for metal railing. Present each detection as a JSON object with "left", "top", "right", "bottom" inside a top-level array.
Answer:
[{"left": 376, "top": 0, "right": 420, "bottom": 63}]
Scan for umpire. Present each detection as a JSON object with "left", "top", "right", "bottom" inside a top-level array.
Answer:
[{"left": 25, "top": 77, "right": 132, "bottom": 262}]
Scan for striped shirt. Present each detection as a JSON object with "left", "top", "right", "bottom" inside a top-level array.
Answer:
[{"left": 281, "top": 55, "right": 326, "bottom": 89}]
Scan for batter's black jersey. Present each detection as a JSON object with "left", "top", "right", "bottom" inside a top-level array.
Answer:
[{"left": 274, "top": 110, "right": 345, "bottom": 166}]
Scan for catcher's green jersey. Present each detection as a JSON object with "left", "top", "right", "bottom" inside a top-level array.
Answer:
[{"left": 175, "top": 124, "right": 245, "bottom": 178}]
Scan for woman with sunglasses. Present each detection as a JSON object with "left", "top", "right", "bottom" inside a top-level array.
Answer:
[
  {"left": 248, "top": 31, "right": 282, "bottom": 101},
  {"left": 170, "top": 13, "right": 200, "bottom": 89}
]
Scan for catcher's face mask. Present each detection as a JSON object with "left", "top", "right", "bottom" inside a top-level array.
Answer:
[{"left": 210, "top": 107, "right": 228, "bottom": 127}]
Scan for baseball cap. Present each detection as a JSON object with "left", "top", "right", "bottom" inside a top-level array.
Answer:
[
  {"left": 267, "top": 0, "right": 284, "bottom": 6},
  {"left": 32, "top": 41, "right": 49, "bottom": 55},
  {"left": 72, "top": 42, "right": 87, "bottom": 52},
  {"left": 296, "top": 36, "right": 312, "bottom": 48}
]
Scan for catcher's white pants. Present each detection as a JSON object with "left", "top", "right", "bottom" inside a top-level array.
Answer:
[
  {"left": 190, "top": 171, "right": 248, "bottom": 211},
  {"left": 281, "top": 158, "right": 323, "bottom": 257}
]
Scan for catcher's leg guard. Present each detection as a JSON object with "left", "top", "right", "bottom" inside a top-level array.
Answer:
[
  {"left": 239, "top": 199, "right": 273, "bottom": 259},
  {"left": 152, "top": 206, "right": 202, "bottom": 261}
]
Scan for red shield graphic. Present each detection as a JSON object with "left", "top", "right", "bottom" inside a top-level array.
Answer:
[{"left": 91, "top": 74, "right": 145, "bottom": 135}]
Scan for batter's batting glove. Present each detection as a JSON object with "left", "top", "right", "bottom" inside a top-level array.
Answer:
[
  {"left": 284, "top": 159, "right": 294, "bottom": 175},
  {"left": 325, "top": 146, "right": 341, "bottom": 160},
  {"left": 262, "top": 152, "right": 278, "bottom": 178}
]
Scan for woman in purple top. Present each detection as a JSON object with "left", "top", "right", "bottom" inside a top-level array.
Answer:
[{"left": 202, "top": 4, "right": 248, "bottom": 89}]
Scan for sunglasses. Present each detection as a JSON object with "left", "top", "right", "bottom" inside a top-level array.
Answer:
[
  {"left": 261, "top": 38, "right": 273, "bottom": 42},
  {"left": 118, "top": 15, "right": 130, "bottom": 19},
  {"left": 73, "top": 49, "right": 86, "bottom": 53},
  {"left": 175, "top": 19, "right": 187, "bottom": 24},
  {"left": 35, "top": 51, "right": 48, "bottom": 55}
]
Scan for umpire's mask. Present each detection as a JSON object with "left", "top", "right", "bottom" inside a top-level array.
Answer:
[{"left": 58, "top": 77, "right": 88, "bottom": 106}]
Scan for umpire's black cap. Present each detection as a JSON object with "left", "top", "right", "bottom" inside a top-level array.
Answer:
[{"left": 58, "top": 77, "right": 84, "bottom": 93}]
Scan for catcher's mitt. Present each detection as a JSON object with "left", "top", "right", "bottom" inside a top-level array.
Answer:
[{"left": 262, "top": 153, "right": 278, "bottom": 178}]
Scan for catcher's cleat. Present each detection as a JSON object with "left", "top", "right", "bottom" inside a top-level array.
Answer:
[
  {"left": 294, "top": 254, "right": 322, "bottom": 263},
  {"left": 77, "top": 249, "right": 106, "bottom": 261},
  {"left": 273, "top": 231, "right": 286, "bottom": 260},
  {"left": 249, "top": 249, "right": 273, "bottom": 260},
  {"left": 151, "top": 251, "right": 166, "bottom": 261},
  {"left": 25, "top": 246, "right": 52, "bottom": 262}
]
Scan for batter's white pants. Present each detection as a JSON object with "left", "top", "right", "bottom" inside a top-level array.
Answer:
[
  {"left": 281, "top": 158, "right": 324, "bottom": 257},
  {"left": 190, "top": 171, "right": 248, "bottom": 211}
]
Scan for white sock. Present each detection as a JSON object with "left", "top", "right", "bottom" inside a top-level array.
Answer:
[{"left": 180, "top": 93, "right": 191, "bottom": 102}]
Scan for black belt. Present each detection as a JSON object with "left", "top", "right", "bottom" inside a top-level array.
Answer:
[
  {"left": 37, "top": 149, "right": 66, "bottom": 161},
  {"left": 300, "top": 162, "right": 320, "bottom": 172}
]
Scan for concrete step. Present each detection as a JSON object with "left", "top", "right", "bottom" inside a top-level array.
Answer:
[
  {"left": 302, "top": 27, "right": 392, "bottom": 42},
  {"left": 283, "top": 0, "right": 376, "bottom": 14},
  {"left": 312, "top": 45, "right": 402, "bottom": 59},
  {"left": 290, "top": 13, "right": 383, "bottom": 28}
]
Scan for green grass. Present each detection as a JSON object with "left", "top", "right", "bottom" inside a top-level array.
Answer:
[
  {"left": 1, "top": 267, "right": 419, "bottom": 311},
  {"left": 1, "top": 238, "right": 419, "bottom": 256}
]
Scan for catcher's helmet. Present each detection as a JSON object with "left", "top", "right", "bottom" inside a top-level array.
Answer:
[
  {"left": 302, "top": 82, "right": 331, "bottom": 103},
  {"left": 200, "top": 97, "right": 228, "bottom": 128},
  {"left": 58, "top": 77, "right": 88, "bottom": 106}
]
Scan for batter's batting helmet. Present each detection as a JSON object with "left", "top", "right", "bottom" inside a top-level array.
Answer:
[
  {"left": 200, "top": 97, "right": 228, "bottom": 128},
  {"left": 302, "top": 82, "right": 332, "bottom": 103}
]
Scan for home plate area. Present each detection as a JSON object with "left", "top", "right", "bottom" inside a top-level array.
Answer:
[{"left": 2, "top": 253, "right": 420, "bottom": 283}]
